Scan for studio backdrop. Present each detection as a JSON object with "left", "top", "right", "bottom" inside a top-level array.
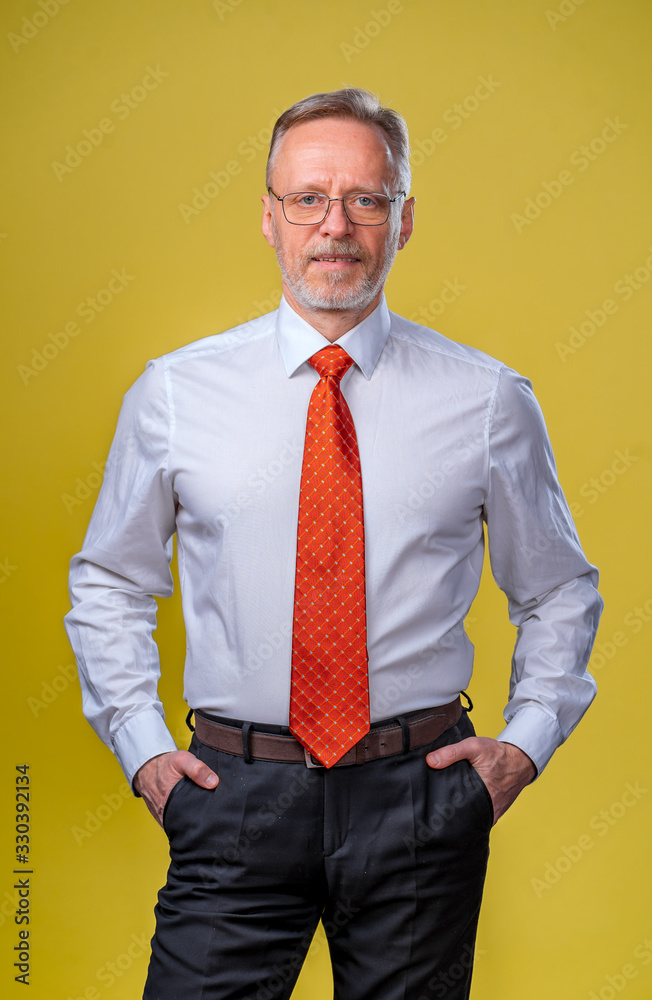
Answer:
[{"left": 1, "top": 1, "right": 650, "bottom": 997}]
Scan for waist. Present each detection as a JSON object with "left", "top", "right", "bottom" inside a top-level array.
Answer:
[{"left": 193, "top": 697, "right": 463, "bottom": 768}]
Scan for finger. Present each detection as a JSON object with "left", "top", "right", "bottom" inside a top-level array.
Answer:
[
  {"left": 425, "top": 738, "right": 477, "bottom": 770},
  {"left": 175, "top": 751, "right": 219, "bottom": 789}
]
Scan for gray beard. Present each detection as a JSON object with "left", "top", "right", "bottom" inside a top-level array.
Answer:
[{"left": 271, "top": 218, "right": 400, "bottom": 312}]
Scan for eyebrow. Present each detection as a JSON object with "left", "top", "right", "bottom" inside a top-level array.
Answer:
[{"left": 284, "top": 185, "right": 389, "bottom": 194}]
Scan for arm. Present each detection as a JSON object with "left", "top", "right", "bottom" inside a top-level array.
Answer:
[
  {"left": 428, "top": 367, "right": 602, "bottom": 819},
  {"left": 64, "top": 359, "right": 216, "bottom": 800}
]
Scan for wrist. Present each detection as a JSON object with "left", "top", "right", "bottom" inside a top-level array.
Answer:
[
  {"left": 501, "top": 741, "right": 537, "bottom": 783},
  {"left": 133, "top": 751, "right": 174, "bottom": 795}
]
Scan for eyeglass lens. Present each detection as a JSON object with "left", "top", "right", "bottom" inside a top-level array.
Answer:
[{"left": 283, "top": 192, "right": 391, "bottom": 225}]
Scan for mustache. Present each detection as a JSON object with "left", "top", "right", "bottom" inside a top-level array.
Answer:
[{"left": 301, "top": 239, "right": 372, "bottom": 265}]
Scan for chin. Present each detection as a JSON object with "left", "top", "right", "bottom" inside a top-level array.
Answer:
[{"left": 294, "top": 275, "right": 378, "bottom": 312}]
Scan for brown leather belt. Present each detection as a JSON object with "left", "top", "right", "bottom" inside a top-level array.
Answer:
[{"left": 194, "top": 697, "right": 462, "bottom": 767}]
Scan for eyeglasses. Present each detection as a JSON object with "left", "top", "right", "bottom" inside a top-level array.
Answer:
[{"left": 268, "top": 188, "right": 405, "bottom": 226}]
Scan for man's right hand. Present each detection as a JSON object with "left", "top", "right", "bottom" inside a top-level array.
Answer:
[{"left": 133, "top": 750, "right": 219, "bottom": 827}]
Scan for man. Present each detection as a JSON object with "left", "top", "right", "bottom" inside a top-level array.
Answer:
[{"left": 65, "top": 88, "right": 602, "bottom": 999}]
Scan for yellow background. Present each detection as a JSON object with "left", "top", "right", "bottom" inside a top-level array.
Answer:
[{"left": 2, "top": 0, "right": 651, "bottom": 996}]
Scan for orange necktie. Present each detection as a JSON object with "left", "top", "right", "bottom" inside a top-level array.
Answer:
[{"left": 290, "top": 345, "right": 370, "bottom": 768}]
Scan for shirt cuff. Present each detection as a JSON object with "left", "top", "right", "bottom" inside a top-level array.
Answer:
[
  {"left": 112, "top": 708, "right": 179, "bottom": 793},
  {"left": 496, "top": 705, "right": 565, "bottom": 777}
]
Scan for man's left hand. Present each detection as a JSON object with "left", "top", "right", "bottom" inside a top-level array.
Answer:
[{"left": 426, "top": 737, "right": 536, "bottom": 824}]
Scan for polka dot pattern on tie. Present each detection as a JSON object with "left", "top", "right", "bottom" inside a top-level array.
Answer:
[{"left": 290, "top": 345, "right": 370, "bottom": 768}]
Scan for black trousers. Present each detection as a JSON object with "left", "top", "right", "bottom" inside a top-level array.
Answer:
[{"left": 143, "top": 710, "right": 492, "bottom": 1000}]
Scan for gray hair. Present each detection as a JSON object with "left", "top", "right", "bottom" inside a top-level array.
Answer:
[{"left": 265, "top": 87, "right": 411, "bottom": 195}]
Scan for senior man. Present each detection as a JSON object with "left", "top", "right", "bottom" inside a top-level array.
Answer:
[{"left": 65, "top": 88, "right": 602, "bottom": 1000}]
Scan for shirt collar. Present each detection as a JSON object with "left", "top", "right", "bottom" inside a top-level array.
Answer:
[{"left": 275, "top": 293, "right": 391, "bottom": 379}]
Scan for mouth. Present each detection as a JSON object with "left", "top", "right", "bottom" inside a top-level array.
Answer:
[{"left": 310, "top": 254, "right": 361, "bottom": 269}]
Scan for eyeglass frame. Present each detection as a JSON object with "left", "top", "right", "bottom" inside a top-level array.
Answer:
[{"left": 267, "top": 187, "right": 406, "bottom": 226}]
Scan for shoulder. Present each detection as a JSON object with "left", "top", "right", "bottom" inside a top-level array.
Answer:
[
  {"left": 156, "top": 310, "right": 277, "bottom": 370},
  {"left": 386, "top": 312, "right": 544, "bottom": 422},
  {"left": 119, "top": 311, "right": 278, "bottom": 414},
  {"left": 387, "top": 310, "right": 507, "bottom": 376},
  {"left": 124, "top": 310, "right": 278, "bottom": 398}
]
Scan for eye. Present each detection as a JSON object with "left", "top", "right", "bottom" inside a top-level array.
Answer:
[
  {"left": 295, "top": 193, "right": 324, "bottom": 207},
  {"left": 351, "top": 194, "right": 381, "bottom": 208}
]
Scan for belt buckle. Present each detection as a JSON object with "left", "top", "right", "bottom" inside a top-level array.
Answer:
[{"left": 303, "top": 748, "right": 325, "bottom": 769}]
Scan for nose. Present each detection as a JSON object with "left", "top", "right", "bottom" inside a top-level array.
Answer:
[{"left": 318, "top": 198, "right": 354, "bottom": 239}]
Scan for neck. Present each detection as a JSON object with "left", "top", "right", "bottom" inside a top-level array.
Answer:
[{"left": 282, "top": 284, "right": 383, "bottom": 342}]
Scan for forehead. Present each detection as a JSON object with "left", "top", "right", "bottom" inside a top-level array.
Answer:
[{"left": 272, "top": 118, "right": 395, "bottom": 190}]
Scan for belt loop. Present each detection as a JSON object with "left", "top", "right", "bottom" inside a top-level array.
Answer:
[
  {"left": 461, "top": 690, "right": 473, "bottom": 713},
  {"left": 242, "top": 721, "right": 253, "bottom": 764},
  {"left": 186, "top": 709, "right": 195, "bottom": 732},
  {"left": 395, "top": 715, "right": 410, "bottom": 754}
]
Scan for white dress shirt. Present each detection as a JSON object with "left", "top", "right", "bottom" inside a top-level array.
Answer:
[{"left": 65, "top": 295, "right": 602, "bottom": 787}]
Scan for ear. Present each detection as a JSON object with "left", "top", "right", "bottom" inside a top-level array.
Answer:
[
  {"left": 261, "top": 193, "right": 276, "bottom": 248},
  {"left": 398, "top": 196, "right": 416, "bottom": 250}
]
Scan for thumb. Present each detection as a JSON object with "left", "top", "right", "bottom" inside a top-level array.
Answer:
[
  {"left": 425, "top": 738, "right": 475, "bottom": 770},
  {"left": 175, "top": 751, "right": 219, "bottom": 789},
  {"left": 193, "top": 765, "right": 219, "bottom": 789}
]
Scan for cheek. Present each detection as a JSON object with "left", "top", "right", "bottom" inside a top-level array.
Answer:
[
  {"left": 365, "top": 235, "right": 392, "bottom": 268},
  {"left": 278, "top": 233, "right": 311, "bottom": 262}
]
